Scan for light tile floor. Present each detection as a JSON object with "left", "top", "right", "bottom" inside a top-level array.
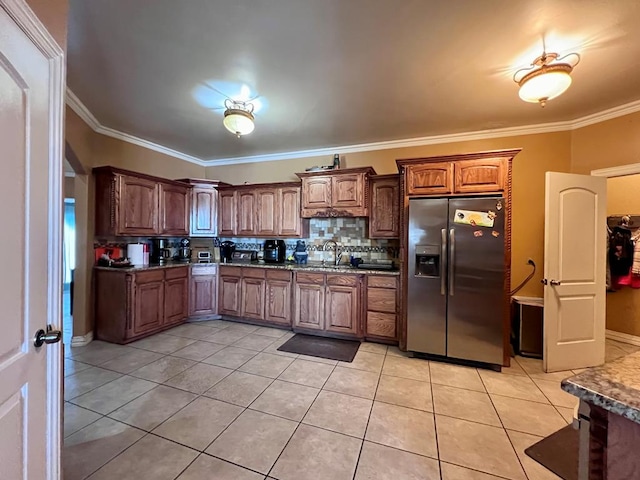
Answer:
[{"left": 62, "top": 321, "right": 640, "bottom": 480}]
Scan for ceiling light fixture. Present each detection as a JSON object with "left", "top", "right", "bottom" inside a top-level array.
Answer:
[
  {"left": 513, "top": 51, "right": 580, "bottom": 107},
  {"left": 223, "top": 99, "right": 255, "bottom": 137}
]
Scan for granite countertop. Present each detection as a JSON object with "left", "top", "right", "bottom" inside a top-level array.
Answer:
[
  {"left": 94, "top": 262, "right": 192, "bottom": 272},
  {"left": 562, "top": 350, "right": 640, "bottom": 424}
]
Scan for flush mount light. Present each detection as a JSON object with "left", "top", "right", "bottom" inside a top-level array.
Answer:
[
  {"left": 513, "top": 51, "right": 580, "bottom": 107},
  {"left": 223, "top": 99, "right": 255, "bottom": 137}
]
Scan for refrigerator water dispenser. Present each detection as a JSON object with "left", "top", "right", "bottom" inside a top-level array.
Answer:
[{"left": 414, "top": 245, "right": 440, "bottom": 277}]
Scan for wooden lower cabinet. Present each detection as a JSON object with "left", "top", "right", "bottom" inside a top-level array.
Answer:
[
  {"left": 219, "top": 268, "right": 242, "bottom": 316},
  {"left": 94, "top": 266, "right": 189, "bottom": 344},
  {"left": 265, "top": 270, "right": 292, "bottom": 325},
  {"left": 241, "top": 277, "right": 266, "bottom": 320},
  {"left": 293, "top": 272, "right": 362, "bottom": 338},
  {"left": 365, "top": 275, "right": 398, "bottom": 341},
  {"left": 189, "top": 265, "right": 217, "bottom": 317}
]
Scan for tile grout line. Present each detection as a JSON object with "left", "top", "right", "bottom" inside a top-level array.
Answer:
[{"left": 427, "top": 361, "right": 444, "bottom": 480}]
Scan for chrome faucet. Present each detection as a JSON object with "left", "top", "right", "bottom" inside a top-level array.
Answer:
[{"left": 322, "top": 240, "right": 343, "bottom": 266}]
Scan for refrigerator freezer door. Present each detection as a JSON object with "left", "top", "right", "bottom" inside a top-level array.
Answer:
[
  {"left": 407, "top": 198, "right": 448, "bottom": 355},
  {"left": 447, "top": 197, "right": 505, "bottom": 364}
]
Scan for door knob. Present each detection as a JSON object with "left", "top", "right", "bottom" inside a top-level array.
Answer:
[
  {"left": 550, "top": 280, "right": 562, "bottom": 286},
  {"left": 34, "top": 325, "right": 62, "bottom": 347}
]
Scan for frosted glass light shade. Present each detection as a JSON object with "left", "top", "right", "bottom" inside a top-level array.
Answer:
[
  {"left": 223, "top": 109, "right": 255, "bottom": 136},
  {"left": 518, "top": 66, "right": 572, "bottom": 105}
]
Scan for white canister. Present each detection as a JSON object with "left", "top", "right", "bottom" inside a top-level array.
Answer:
[{"left": 127, "top": 243, "right": 145, "bottom": 267}]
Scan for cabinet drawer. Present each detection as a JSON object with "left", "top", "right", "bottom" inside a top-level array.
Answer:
[
  {"left": 165, "top": 266, "right": 188, "bottom": 280},
  {"left": 191, "top": 265, "right": 217, "bottom": 276},
  {"left": 295, "top": 272, "right": 325, "bottom": 285},
  {"left": 242, "top": 267, "right": 266, "bottom": 279},
  {"left": 366, "top": 312, "right": 397, "bottom": 338},
  {"left": 267, "top": 269, "right": 292, "bottom": 281},
  {"left": 326, "top": 274, "right": 359, "bottom": 287},
  {"left": 367, "top": 276, "right": 397, "bottom": 289},
  {"left": 219, "top": 266, "right": 242, "bottom": 277},
  {"left": 135, "top": 269, "right": 164, "bottom": 283},
  {"left": 367, "top": 288, "right": 397, "bottom": 313}
]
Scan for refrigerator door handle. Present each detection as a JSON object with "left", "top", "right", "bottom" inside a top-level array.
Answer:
[
  {"left": 440, "top": 228, "right": 447, "bottom": 295},
  {"left": 449, "top": 228, "right": 455, "bottom": 296}
]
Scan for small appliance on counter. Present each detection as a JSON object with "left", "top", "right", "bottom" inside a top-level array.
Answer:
[
  {"left": 231, "top": 250, "right": 258, "bottom": 263},
  {"left": 196, "top": 250, "right": 212, "bottom": 263},
  {"left": 293, "top": 240, "right": 308, "bottom": 264},
  {"left": 176, "top": 238, "right": 191, "bottom": 262},
  {"left": 264, "top": 239, "right": 286, "bottom": 264},
  {"left": 151, "top": 238, "right": 171, "bottom": 265},
  {"left": 220, "top": 241, "right": 236, "bottom": 263}
]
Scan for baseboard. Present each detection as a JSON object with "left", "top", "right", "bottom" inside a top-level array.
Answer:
[
  {"left": 70, "top": 331, "right": 94, "bottom": 347},
  {"left": 187, "top": 315, "right": 222, "bottom": 322},
  {"left": 606, "top": 329, "right": 640, "bottom": 347}
]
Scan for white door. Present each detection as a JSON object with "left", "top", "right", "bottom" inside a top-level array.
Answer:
[
  {"left": 0, "top": 1, "right": 64, "bottom": 478},
  {"left": 543, "top": 172, "right": 607, "bottom": 372}
]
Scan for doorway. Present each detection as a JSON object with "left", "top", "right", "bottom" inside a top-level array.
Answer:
[{"left": 63, "top": 197, "right": 76, "bottom": 345}]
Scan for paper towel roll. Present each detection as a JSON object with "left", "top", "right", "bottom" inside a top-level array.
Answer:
[{"left": 127, "top": 243, "right": 145, "bottom": 267}]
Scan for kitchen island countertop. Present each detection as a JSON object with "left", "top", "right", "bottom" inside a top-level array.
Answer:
[{"left": 562, "top": 350, "right": 640, "bottom": 424}]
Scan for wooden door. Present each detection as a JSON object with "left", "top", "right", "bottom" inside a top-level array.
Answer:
[
  {"left": 369, "top": 176, "right": 400, "bottom": 238},
  {"left": 190, "top": 266, "right": 217, "bottom": 317},
  {"left": 279, "top": 186, "right": 302, "bottom": 236},
  {"left": 191, "top": 186, "right": 217, "bottom": 237},
  {"left": 133, "top": 270, "right": 164, "bottom": 335},
  {"left": 265, "top": 271, "right": 292, "bottom": 325},
  {"left": 241, "top": 278, "right": 265, "bottom": 320},
  {"left": 294, "top": 273, "right": 325, "bottom": 330},
  {"left": 164, "top": 268, "right": 189, "bottom": 325},
  {"left": 0, "top": 6, "right": 64, "bottom": 476},
  {"left": 219, "top": 275, "right": 241, "bottom": 316},
  {"left": 238, "top": 190, "right": 256, "bottom": 236},
  {"left": 159, "top": 183, "right": 190, "bottom": 236},
  {"left": 544, "top": 172, "right": 607, "bottom": 372},
  {"left": 331, "top": 173, "right": 363, "bottom": 208},
  {"left": 406, "top": 162, "right": 453, "bottom": 195},
  {"left": 256, "top": 188, "right": 279, "bottom": 236},
  {"left": 302, "top": 177, "right": 332, "bottom": 209},
  {"left": 325, "top": 274, "right": 360, "bottom": 335},
  {"left": 118, "top": 175, "right": 159, "bottom": 235},
  {"left": 454, "top": 158, "right": 506, "bottom": 193},
  {"left": 218, "top": 190, "right": 237, "bottom": 236}
]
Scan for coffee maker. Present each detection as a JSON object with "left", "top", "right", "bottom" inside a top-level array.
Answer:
[
  {"left": 176, "top": 238, "right": 191, "bottom": 262},
  {"left": 264, "top": 239, "right": 286, "bottom": 264},
  {"left": 151, "top": 238, "right": 171, "bottom": 265},
  {"left": 220, "top": 241, "right": 236, "bottom": 263}
]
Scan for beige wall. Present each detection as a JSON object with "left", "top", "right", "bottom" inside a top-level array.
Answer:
[
  {"left": 26, "top": 0, "right": 68, "bottom": 52},
  {"left": 207, "top": 132, "right": 574, "bottom": 298},
  {"left": 605, "top": 174, "right": 640, "bottom": 336},
  {"left": 64, "top": 176, "right": 75, "bottom": 198}
]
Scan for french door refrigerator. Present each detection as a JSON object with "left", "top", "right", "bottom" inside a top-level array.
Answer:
[{"left": 407, "top": 196, "right": 505, "bottom": 365}]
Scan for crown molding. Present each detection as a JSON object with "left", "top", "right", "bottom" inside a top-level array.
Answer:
[
  {"left": 65, "top": 87, "right": 640, "bottom": 168},
  {"left": 591, "top": 162, "right": 640, "bottom": 177}
]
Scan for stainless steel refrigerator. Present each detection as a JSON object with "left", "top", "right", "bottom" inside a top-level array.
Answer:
[{"left": 407, "top": 196, "right": 505, "bottom": 365}]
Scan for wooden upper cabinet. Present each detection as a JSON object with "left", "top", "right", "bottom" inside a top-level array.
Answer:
[
  {"left": 406, "top": 162, "right": 453, "bottom": 195},
  {"left": 237, "top": 191, "right": 256, "bottom": 236},
  {"left": 191, "top": 187, "right": 217, "bottom": 236},
  {"left": 369, "top": 175, "right": 400, "bottom": 238},
  {"left": 256, "top": 188, "right": 279, "bottom": 236},
  {"left": 454, "top": 158, "right": 506, "bottom": 193},
  {"left": 280, "top": 186, "right": 303, "bottom": 237},
  {"left": 302, "top": 177, "right": 332, "bottom": 210},
  {"left": 218, "top": 190, "right": 237, "bottom": 236},
  {"left": 159, "top": 183, "right": 189, "bottom": 236},
  {"left": 297, "top": 167, "right": 375, "bottom": 217},
  {"left": 118, "top": 175, "right": 160, "bottom": 236}
]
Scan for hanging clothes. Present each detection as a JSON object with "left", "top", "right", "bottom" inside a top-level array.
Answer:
[
  {"left": 632, "top": 229, "right": 640, "bottom": 275},
  {"left": 609, "top": 225, "right": 634, "bottom": 276}
]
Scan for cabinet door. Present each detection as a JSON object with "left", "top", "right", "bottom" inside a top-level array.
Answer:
[
  {"left": 133, "top": 271, "right": 164, "bottom": 335},
  {"left": 454, "top": 158, "right": 506, "bottom": 193},
  {"left": 256, "top": 188, "right": 278, "bottom": 236},
  {"left": 302, "top": 177, "right": 331, "bottom": 209},
  {"left": 325, "top": 284, "right": 360, "bottom": 335},
  {"left": 279, "top": 186, "right": 302, "bottom": 237},
  {"left": 219, "top": 275, "right": 241, "bottom": 316},
  {"left": 406, "top": 162, "right": 453, "bottom": 195},
  {"left": 189, "top": 274, "right": 217, "bottom": 317},
  {"left": 241, "top": 278, "right": 265, "bottom": 320},
  {"left": 118, "top": 175, "right": 159, "bottom": 235},
  {"left": 159, "top": 183, "right": 190, "bottom": 236},
  {"left": 294, "top": 283, "right": 325, "bottom": 330},
  {"left": 331, "top": 173, "right": 363, "bottom": 208},
  {"left": 265, "top": 279, "right": 291, "bottom": 325},
  {"left": 218, "top": 190, "right": 237, "bottom": 236},
  {"left": 369, "top": 177, "right": 400, "bottom": 238},
  {"left": 191, "top": 187, "right": 217, "bottom": 237},
  {"left": 237, "top": 190, "right": 256, "bottom": 236},
  {"left": 164, "top": 276, "right": 189, "bottom": 325}
]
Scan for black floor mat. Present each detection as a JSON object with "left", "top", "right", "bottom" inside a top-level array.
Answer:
[
  {"left": 525, "top": 425, "right": 579, "bottom": 480},
  {"left": 277, "top": 334, "right": 360, "bottom": 362}
]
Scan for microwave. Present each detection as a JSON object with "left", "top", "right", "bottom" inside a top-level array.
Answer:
[{"left": 197, "top": 251, "right": 211, "bottom": 260}]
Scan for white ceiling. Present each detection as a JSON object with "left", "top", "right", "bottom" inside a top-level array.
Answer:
[{"left": 67, "top": 0, "right": 640, "bottom": 163}]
